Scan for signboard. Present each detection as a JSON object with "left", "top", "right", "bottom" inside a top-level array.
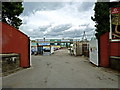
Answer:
[
  {"left": 38, "top": 43, "right": 50, "bottom": 46},
  {"left": 31, "top": 42, "right": 37, "bottom": 46},
  {"left": 110, "top": 7, "right": 120, "bottom": 40},
  {"left": 111, "top": 7, "right": 120, "bottom": 14}
]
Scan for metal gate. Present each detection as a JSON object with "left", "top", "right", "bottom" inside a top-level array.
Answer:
[{"left": 89, "top": 38, "right": 99, "bottom": 66}]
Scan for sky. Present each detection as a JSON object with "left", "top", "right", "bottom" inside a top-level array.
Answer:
[{"left": 19, "top": 1, "right": 96, "bottom": 40}]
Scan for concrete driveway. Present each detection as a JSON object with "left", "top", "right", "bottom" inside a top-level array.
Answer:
[{"left": 2, "top": 49, "right": 120, "bottom": 88}]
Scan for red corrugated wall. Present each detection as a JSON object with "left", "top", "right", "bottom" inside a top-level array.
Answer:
[
  {"left": 110, "top": 42, "right": 120, "bottom": 56},
  {"left": 100, "top": 32, "right": 120, "bottom": 67},
  {"left": 100, "top": 32, "right": 109, "bottom": 67},
  {"left": 0, "top": 22, "right": 30, "bottom": 67}
]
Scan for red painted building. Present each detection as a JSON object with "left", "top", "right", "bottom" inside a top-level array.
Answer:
[
  {"left": 0, "top": 22, "right": 30, "bottom": 68},
  {"left": 99, "top": 32, "right": 120, "bottom": 70},
  {"left": 99, "top": 7, "right": 120, "bottom": 70}
]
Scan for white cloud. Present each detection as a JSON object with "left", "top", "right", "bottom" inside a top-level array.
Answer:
[
  {"left": 19, "top": 2, "right": 95, "bottom": 40},
  {"left": 24, "top": 0, "right": 96, "bottom": 2}
]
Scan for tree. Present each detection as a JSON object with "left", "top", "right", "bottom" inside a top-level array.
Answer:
[
  {"left": 2, "top": 2, "right": 24, "bottom": 29},
  {"left": 91, "top": 2, "right": 120, "bottom": 38},
  {"left": 91, "top": 2, "right": 110, "bottom": 38}
]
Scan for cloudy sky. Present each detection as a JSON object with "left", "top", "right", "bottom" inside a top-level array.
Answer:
[{"left": 19, "top": 1, "right": 96, "bottom": 40}]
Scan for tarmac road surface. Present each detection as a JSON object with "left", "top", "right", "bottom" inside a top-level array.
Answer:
[{"left": 2, "top": 49, "right": 120, "bottom": 88}]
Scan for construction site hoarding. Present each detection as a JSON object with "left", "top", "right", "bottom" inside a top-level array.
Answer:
[
  {"left": 89, "top": 38, "right": 99, "bottom": 66},
  {"left": 73, "top": 41, "right": 82, "bottom": 56}
]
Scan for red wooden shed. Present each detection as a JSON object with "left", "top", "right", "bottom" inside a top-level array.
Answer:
[
  {"left": 0, "top": 22, "right": 30, "bottom": 68},
  {"left": 99, "top": 32, "right": 120, "bottom": 70},
  {"left": 99, "top": 7, "right": 120, "bottom": 70}
]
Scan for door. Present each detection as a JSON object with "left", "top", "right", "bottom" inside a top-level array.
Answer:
[{"left": 89, "top": 38, "right": 99, "bottom": 66}]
